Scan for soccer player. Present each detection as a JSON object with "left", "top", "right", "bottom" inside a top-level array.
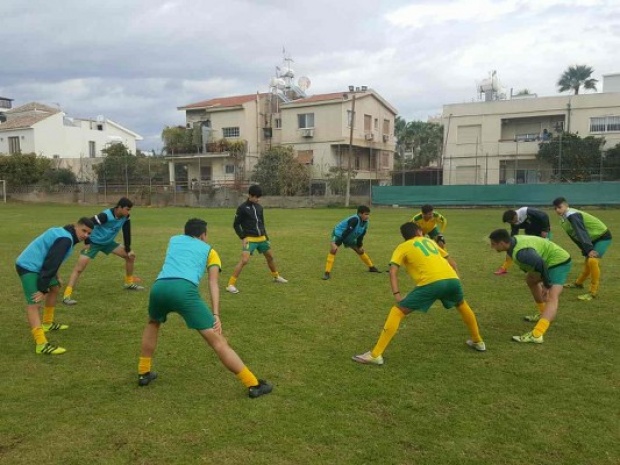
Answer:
[
  {"left": 322, "top": 205, "right": 381, "bottom": 280},
  {"left": 411, "top": 204, "right": 448, "bottom": 249},
  {"left": 62, "top": 197, "right": 143, "bottom": 305},
  {"left": 352, "top": 222, "right": 485, "bottom": 365},
  {"left": 552, "top": 197, "right": 612, "bottom": 301},
  {"left": 494, "top": 207, "right": 551, "bottom": 275},
  {"left": 226, "top": 185, "right": 287, "bottom": 294},
  {"left": 489, "top": 229, "right": 572, "bottom": 344},
  {"left": 15, "top": 217, "right": 94, "bottom": 355},
  {"left": 136, "top": 218, "right": 273, "bottom": 398}
]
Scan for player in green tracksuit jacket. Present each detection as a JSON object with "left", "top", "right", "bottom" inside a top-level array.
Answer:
[{"left": 552, "top": 197, "right": 612, "bottom": 301}]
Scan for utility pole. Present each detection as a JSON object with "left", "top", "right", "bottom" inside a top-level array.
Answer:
[{"left": 345, "top": 93, "right": 356, "bottom": 207}]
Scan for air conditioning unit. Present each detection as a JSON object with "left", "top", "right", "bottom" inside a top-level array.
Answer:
[
  {"left": 382, "top": 134, "right": 389, "bottom": 142},
  {"left": 302, "top": 128, "right": 314, "bottom": 138},
  {"left": 365, "top": 133, "right": 374, "bottom": 141}
]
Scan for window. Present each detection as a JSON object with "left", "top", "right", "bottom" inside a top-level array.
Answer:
[
  {"left": 298, "top": 113, "right": 314, "bottom": 129},
  {"left": 590, "top": 116, "right": 620, "bottom": 133},
  {"left": 381, "top": 152, "right": 390, "bottom": 168},
  {"left": 347, "top": 110, "right": 355, "bottom": 128},
  {"left": 364, "top": 114, "right": 372, "bottom": 132},
  {"left": 8, "top": 136, "right": 20, "bottom": 154},
  {"left": 382, "top": 119, "right": 390, "bottom": 135},
  {"left": 222, "top": 127, "right": 240, "bottom": 138},
  {"left": 225, "top": 165, "right": 235, "bottom": 174},
  {"left": 89, "top": 141, "right": 96, "bottom": 158},
  {"left": 274, "top": 118, "right": 282, "bottom": 129},
  {"left": 374, "top": 118, "right": 379, "bottom": 130},
  {"left": 355, "top": 155, "right": 361, "bottom": 170}
]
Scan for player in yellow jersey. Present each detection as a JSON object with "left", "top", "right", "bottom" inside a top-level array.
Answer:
[
  {"left": 352, "top": 222, "right": 485, "bottom": 365},
  {"left": 411, "top": 204, "right": 447, "bottom": 249}
]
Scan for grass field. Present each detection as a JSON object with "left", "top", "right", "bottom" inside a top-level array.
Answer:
[{"left": 1, "top": 203, "right": 618, "bottom": 465}]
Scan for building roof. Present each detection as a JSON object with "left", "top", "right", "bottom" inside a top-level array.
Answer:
[
  {"left": 179, "top": 93, "right": 266, "bottom": 110},
  {"left": 287, "top": 92, "right": 348, "bottom": 104},
  {"left": 6, "top": 102, "right": 60, "bottom": 115},
  {"left": 0, "top": 102, "right": 60, "bottom": 131}
]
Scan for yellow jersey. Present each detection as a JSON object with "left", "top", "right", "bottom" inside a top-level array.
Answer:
[
  {"left": 411, "top": 212, "right": 447, "bottom": 235},
  {"left": 390, "top": 236, "right": 458, "bottom": 286}
]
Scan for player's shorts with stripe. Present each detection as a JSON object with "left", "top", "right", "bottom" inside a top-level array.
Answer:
[
  {"left": 148, "top": 278, "right": 215, "bottom": 330},
  {"left": 399, "top": 278, "right": 463, "bottom": 313}
]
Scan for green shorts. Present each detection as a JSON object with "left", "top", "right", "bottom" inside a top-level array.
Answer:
[
  {"left": 148, "top": 279, "right": 215, "bottom": 330},
  {"left": 548, "top": 260, "right": 572, "bottom": 286},
  {"left": 427, "top": 227, "right": 441, "bottom": 239},
  {"left": 399, "top": 278, "right": 464, "bottom": 313},
  {"left": 17, "top": 271, "right": 60, "bottom": 304},
  {"left": 593, "top": 238, "right": 612, "bottom": 258},
  {"left": 81, "top": 241, "right": 120, "bottom": 259},
  {"left": 243, "top": 240, "right": 271, "bottom": 255}
]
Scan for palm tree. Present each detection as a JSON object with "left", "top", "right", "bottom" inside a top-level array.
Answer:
[{"left": 557, "top": 65, "right": 598, "bottom": 95}]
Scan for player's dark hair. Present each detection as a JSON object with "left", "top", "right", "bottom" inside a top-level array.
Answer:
[
  {"left": 552, "top": 197, "right": 567, "bottom": 207},
  {"left": 248, "top": 185, "right": 262, "bottom": 197},
  {"left": 77, "top": 217, "right": 95, "bottom": 229},
  {"left": 185, "top": 218, "right": 207, "bottom": 237},
  {"left": 401, "top": 222, "right": 422, "bottom": 240},
  {"left": 489, "top": 228, "right": 511, "bottom": 243},
  {"left": 421, "top": 204, "right": 434, "bottom": 214},
  {"left": 357, "top": 205, "right": 370, "bottom": 214},
  {"left": 502, "top": 210, "right": 517, "bottom": 223},
  {"left": 116, "top": 197, "right": 134, "bottom": 208}
]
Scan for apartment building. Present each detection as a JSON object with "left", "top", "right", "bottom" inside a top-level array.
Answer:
[
  {"left": 173, "top": 87, "right": 397, "bottom": 192},
  {"left": 442, "top": 75, "right": 620, "bottom": 185}
]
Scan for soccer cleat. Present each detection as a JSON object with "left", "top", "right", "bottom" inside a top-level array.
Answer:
[
  {"left": 352, "top": 351, "right": 384, "bottom": 365},
  {"left": 62, "top": 297, "right": 78, "bottom": 306},
  {"left": 273, "top": 276, "right": 288, "bottom": 283},
  {"left": 124, "top": 283, "right": 145, "bottom": 291},
  {"left": 36, "top": 342, "right": 66, "bottom": 355},
  {"left": 512, "top": 331, "right": 543, "bottom": 344},
  {"left": 368, "top": 266, "right": 381, "bottom": 273},
  {"left": 138, "top": 371, "right": 158, "bottom": 387},
  {"left": 322, "top": 272, "right": 330, "bottom": 280},
  {"left": 42, "top": 322, "right": 69, "bottom": 332},
  {"left": 524, "top": 313, "right": 541, "bottom": 322},
  {"left": 248, "top": 379, "right": 273, "bottom": 398},
  {"left": 564, "top": 282, "right": 584, "bottom": 289},
  {"left": 226, "top": 285, "right": 240, "bottom": 294},
  {"left": 466, "top": 339, "right": 486, "bottom": 352},
  {"left": 577, "top": 292, "right": 596, "bottom": 301},
  {"left": 493, "top": 268, "right": 508, "bottom": 275}
]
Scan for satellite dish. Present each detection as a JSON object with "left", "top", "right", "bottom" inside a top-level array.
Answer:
[{"left": 298, "top": 76, "right": 311, "bottom": 91}]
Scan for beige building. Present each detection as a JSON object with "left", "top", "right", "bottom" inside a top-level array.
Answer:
[
  {"left": 0, "top": 102, "right": 142, "bottom": 181},
  {"left": 442, "top": 75, "right": 620, "bottom": 185},
  {"left": 173, "top": 87, "right": 397, "bottom": 193}
]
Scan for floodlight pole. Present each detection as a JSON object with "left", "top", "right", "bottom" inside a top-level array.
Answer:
[{"left": 345, "top": 93, "right": 356, "bottom": 207}]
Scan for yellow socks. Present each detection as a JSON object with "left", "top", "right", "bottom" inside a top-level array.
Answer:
[
  {"left": 576, "top": 261, "right": 590, "bottom": 285},
  {"left": 457, "top": 301, "right": 482, "bottom": 343},
  {"left": 138, "top": 357, "right": 152, "bottom": 375},
  {"left": 587, "top": 257, "right": 600, "bottom": 295},
  {"left": 371, "top": 306, "right": 406, "bottom": 358},
  {"left": 359, "top": 253, "right": 374, "bottom": 268},
  {"left": 271, "top": 271, "right": 279, "bottom": 279},
  {"left": 31, "top": 327, "right": 47, "bottom": 346},
  {"left": 325, "top": 253, "right": 335, "bottom": 273},
  {"left": 532, "top": 318, "right": 550, "bottom": 338},
  {"left": 125, "top": 275, "right": 134, "bottom": 285},
  {"left": 536, "top": 302, "right": 545, "bottom": 313},
  {"left": 42, "top": 306, "right": 55, "bottom": 325},
  {"left": 63, "top": 286, "right": 73, "bottom": 299},
  {"left": 228, "top": 276, "right": 238, "bottom": 287},
  {"left": 502, "top": 255, "right": 513, "bottom": 271},
  {"left": 236, "top": 366, "right": 259, "bottom": 388}
]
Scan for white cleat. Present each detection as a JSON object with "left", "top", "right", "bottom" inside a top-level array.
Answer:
[
  {"left": 466, "top": 339, "right": 487, "bottom": 352},
  {"left": 226, "top": 285, "right": 240, "bottom": 294},
  {"left": 273, "top": 276, "right": 288, "bottom": 283}
]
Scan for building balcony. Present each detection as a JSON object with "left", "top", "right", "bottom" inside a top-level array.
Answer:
[{"left": 497, "top": 139, "right": 540, "bottom": 157}]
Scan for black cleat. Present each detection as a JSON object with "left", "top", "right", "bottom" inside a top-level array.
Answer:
[
  {"left": 248, "top": 379, "right": 273, "bottom": 399},
  {"left": 138, "top": 371, "right": 158, "bottom": 387},
  {"left": 368, "top": 266, "right": 381, "bottom": 273},
  {"left": 322, "top": 272, "right": 330, "bottom": 280}
]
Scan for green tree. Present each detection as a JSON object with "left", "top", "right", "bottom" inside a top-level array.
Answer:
[
  {"left": 537, "top": 133, "right": 605, "bottom": 181},
  {"left": 161, "top": 126, "right": 194, "bottom": 154},
  {"left": 603, "top": 143, "right": 620, "bottom": 181},
  {"left": 325, "top": 166, "right": 355, "bottom": 195},
  {"left": 251, "top": 145, "right": 311, "bottom": 196},
  {"left": 557, "top": 65, "right": 598, "bottom": 95},
  {"left": 394, "top": 118, "right": 443, "bottom": 169},
  {"left": 0, "top": 152, "right": 51, "bottom": 187},
  {"left": 95, "top": 144, "right": 169, "bottom": 185},
  {"left": 41, "top": 167, "right": 77, "bottom": 185}
]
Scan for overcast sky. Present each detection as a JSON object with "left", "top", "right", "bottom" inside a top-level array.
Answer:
[{"left": 2, "top": 0, "right": 619, "bottom": 151}]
